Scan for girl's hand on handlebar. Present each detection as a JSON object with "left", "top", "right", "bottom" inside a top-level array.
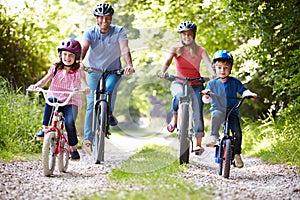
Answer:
[{"left": 27, "top": 84, "right": 39, "bottom": 91}]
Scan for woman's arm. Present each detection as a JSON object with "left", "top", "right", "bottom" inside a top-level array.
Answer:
[
  {"left": 158, "top": 47, "right": 176, "bottom": 78},
  {"left": 202, "top": 50, "right": 216, "bottom": 78}
]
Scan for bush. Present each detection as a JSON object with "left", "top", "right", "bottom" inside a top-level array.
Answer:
[
  {"left": 242, "top": 99, "right": 300, "bottom": 166},
  {"left": 0, "top": 77, "right": 43, "bottom": 160}
]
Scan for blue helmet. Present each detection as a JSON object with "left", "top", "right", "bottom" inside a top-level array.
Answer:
[{"left": 212, "top": 50, "right": 234, "bottom": 66}]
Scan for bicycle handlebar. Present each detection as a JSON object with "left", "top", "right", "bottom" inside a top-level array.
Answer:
[
  {"left": 26, "top": 88, "right": 85, "bottom": 108},
  {"left": 84, "top": 67, "right": 135, "bottom": 75},
  {"left": 204, "top": 90, "right": 258, "bottom": 110},
  {"left": 164, "top": 74, "right": 209, "bottom": 84}
]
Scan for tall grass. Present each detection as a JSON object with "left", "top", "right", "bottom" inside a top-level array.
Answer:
[
  {"left": 242, "top": 100, "right": 300, "bottom": 166},
  {"left": 0, "top": 77, "right": 42, "bottom": 160},
  {"left": 84, "top": 145, "right": 213, "bottom": 200}
]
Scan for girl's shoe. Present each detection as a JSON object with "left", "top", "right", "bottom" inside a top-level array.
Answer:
[
  {"left": 70, "top": 150, "right": 80, "bottom": 160},
  {"left": 35, "top": 131, "right": 44, "bottom": 138}
]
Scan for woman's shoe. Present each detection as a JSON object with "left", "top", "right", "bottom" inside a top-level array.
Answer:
[
  {"left": 194, "top": 146, "right": 204, "bottom": 156},
  {"left": 167, "top": 123, "right": 177, "bottom": 133}
]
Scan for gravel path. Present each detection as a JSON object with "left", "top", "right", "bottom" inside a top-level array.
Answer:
[{"left": 0, "top": 132, "right": 299, "bottom": 200}]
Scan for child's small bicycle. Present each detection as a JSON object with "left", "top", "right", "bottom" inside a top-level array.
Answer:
[
  {"left": 27, "top": 88, "right": 84, "bottom": 176},
  {"left": 206, "top": 91, "right": 257, "bottom": 178}
]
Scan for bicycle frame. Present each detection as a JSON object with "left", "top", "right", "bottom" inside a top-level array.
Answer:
[
  {"left": 211, "top": 94, "right": 256, "bottom": 178},
  {"left": 165, "top": 74, "right": 207, "bottom": 164},
  {"left": 27, "top": 88, "right": 84, "bottom": 176},
  {"left": 91, "top": 69, "right": 124, "bottom": 164}
]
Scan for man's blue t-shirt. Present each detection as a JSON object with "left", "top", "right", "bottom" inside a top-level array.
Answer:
[
  {"left": 83, "top": 24, "right": 128, "bottom": 70},
  {"left": 206, "top": 77, "right": 248, "bottom": 114}
]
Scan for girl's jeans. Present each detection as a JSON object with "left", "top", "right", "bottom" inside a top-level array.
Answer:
[
  {"left": 42, "top": 98, "right": 78, "bottom": 146},
  {"left": 84, "top": 71, "right": 122, "bottom": 142},
  {"left": 170, "top": 81, "right": 204, "bottom": 138},
  {"left": 210, "top": 110, "right": 243, "bottom": 154}
]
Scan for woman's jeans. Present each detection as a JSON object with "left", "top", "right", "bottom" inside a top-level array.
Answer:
[
  {"left": 42, "top": 98, "right": 78, "bottom": 146},
  {"left": 84, "top": 71, "right": 122, "bottom": 142},
  {"left": 170, "top": 81, "right": 204, "bottom": 138},
  {"left": 210, "top": 110, "right": 243, "bottom": 154}
]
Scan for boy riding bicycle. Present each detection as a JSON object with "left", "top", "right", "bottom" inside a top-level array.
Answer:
[{"left": 202, "top": 50, "right": 257, "bottom": 168}]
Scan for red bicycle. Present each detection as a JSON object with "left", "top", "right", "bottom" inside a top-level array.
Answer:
[{"left": 27, "top": 88, "right": 84, "bottom": 176}]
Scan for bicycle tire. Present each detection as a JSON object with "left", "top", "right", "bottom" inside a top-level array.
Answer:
[
  {"left": 58, "top": 133, "right": 69, "bottom": 173},
  {"left": 94, "top": 101, "right": 107, "bottom": 164},
  {"left": 42, "top": 131, "right": 57, "bottom": 176},
  {"left": 179, "top": 103, "right": 190, "bottom": 165},
  {"left": 222, "top": 139, "right": 232, "bottom": 178}
]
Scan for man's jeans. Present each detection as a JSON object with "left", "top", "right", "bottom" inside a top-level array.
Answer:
[{"left": 84, "top": 71, "right": 121, "bottom": 142}]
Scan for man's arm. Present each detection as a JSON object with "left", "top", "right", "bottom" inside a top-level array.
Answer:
[
  {"left": 120, "top": 40, "right": 134, "bottom": 75},
  {"left": 81, "top": 39, "right": 90, "bottom": 61}
]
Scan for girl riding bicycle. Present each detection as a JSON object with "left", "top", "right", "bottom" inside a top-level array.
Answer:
[
  {"left": 28, "top": 38, "right": 90, "bottom": 160},
  {"left": 158, "top": 21, "right": 215, "bottom": 153},
  {"left": 202, "top": 50, "right": 257, "bottom": 168}
]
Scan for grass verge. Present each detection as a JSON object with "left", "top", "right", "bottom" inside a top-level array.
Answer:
[{"left": 83, "top": 144, "right": 213, "bottom": 200}]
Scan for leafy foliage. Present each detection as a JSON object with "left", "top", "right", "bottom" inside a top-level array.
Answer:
[{"left": 0, "top": 77, "right": 42, "bottom": 160}]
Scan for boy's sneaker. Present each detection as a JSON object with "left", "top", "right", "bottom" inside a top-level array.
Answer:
[
  {"left": 82, "top": 140, "right": 92, "bottom": 155},
  {"left": 108, "top": 115, "right": 118, "bottom": 126},
  {"left": 35, "top": 131, "right": 44, "bottom": 138},
  {"left": 70, "top": 150, "right": 80, "bottom": 160},
  {"left": 206, "top": 135, "right": 219, "bottom": 147},
  {"left": 234, "top": 154, "right": 244, "bottom": 168}
]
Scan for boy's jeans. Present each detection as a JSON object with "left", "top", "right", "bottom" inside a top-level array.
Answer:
[
  {"left": 210, "top": 110, "right": 242, "bottom": 154},
  {"left": 84, "top": 71, "right": 121, "bottom": 142}
]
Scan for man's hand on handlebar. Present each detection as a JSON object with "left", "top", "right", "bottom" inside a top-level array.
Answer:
[{"left": 124, "top": 66, "right": 135, "bottom": 76}]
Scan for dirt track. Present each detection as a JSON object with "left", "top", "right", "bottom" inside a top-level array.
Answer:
[{"left": 0, "top": 131, "right": 300, "bottom": 200}]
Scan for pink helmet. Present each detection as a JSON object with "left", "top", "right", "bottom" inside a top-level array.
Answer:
[{"left": 57, "top": 38, "right": 81, "bottom": 58}]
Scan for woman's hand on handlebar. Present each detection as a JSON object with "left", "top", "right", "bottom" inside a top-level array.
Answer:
[{"left": 157, "top": 71, "right": 166, "bottom": 79}]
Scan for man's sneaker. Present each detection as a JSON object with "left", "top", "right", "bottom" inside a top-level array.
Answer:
[
  {"left": 235, "top": 154, "right": 244, "bottom": 168},
  {"left": 108, "top": 115, "right": 118, "bottom": 126},
  {"left": 35, "top": 131, "right": 44, "bottom": 138},
  {"left": 82, "top": 140, "right": 92, "bottom": 155},
  {"left": 70, "top": 150, "right": 80, "bottom": 160},
  {"left": 206, "top": 135, "right": 219, "bottom": 147}
]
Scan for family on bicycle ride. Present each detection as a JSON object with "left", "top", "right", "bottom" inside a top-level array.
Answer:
[{"left": 27, "top": 3, "right": 257, "bottom": 169}]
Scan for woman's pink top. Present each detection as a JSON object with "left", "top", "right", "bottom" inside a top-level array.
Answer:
[
  {"left": 174, "top": 45, "right": 204, "bottom": 85},
  {"left": 47, "top": 65, "right": 82, "bottom": 110}
]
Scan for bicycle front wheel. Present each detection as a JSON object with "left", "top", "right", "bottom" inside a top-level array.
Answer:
[
  {"left": 94, "top": 101, "right": 107, "bottom": 164},
  {"left": 58, "top": 132, "right": 69, "bottom": 173},
  {"left": 220, "top": 139, "right": 232, "bottom": 178},
  {"left": 42, "top": 131, "right": 57, "bottom": 176},
  {"left": 179, "top": 103, "right": 190, "bottom": 165}
]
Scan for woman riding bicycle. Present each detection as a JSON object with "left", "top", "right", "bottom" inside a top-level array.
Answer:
[
  {"left": 202, "top": 50, "right": 258, "bottom": 168},
  {"left": 28, "top": 38, "right": 90, "bottom": 160},
  {"left": 158, "top": 21, "right": 215, "bottom": 153}
]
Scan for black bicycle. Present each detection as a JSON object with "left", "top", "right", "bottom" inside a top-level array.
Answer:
[
  {"left": 163, "top": 74, "right": 208, "bottom": 164},
  {"left": 91, "top": 69, "right": 125, "bottom": 164},
  {"left": 207, "top": 92, "right": 257, "bottom": 178}
]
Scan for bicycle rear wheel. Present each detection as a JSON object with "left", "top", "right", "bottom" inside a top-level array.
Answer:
[
  {"left": 179, "top": 103, "right": 190, "bottom": 165},
  {"left": 220, "top": 139, "right": 232, "bottom": 178},
  {"left": 42, "top": 131, "right": 57, "bottom": 176},
  {"left": 58, "top": 132, "right": 69, "bottom": 173},
  {"left": 94, "top": 101, "right": 107, "bottom": 164}
]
